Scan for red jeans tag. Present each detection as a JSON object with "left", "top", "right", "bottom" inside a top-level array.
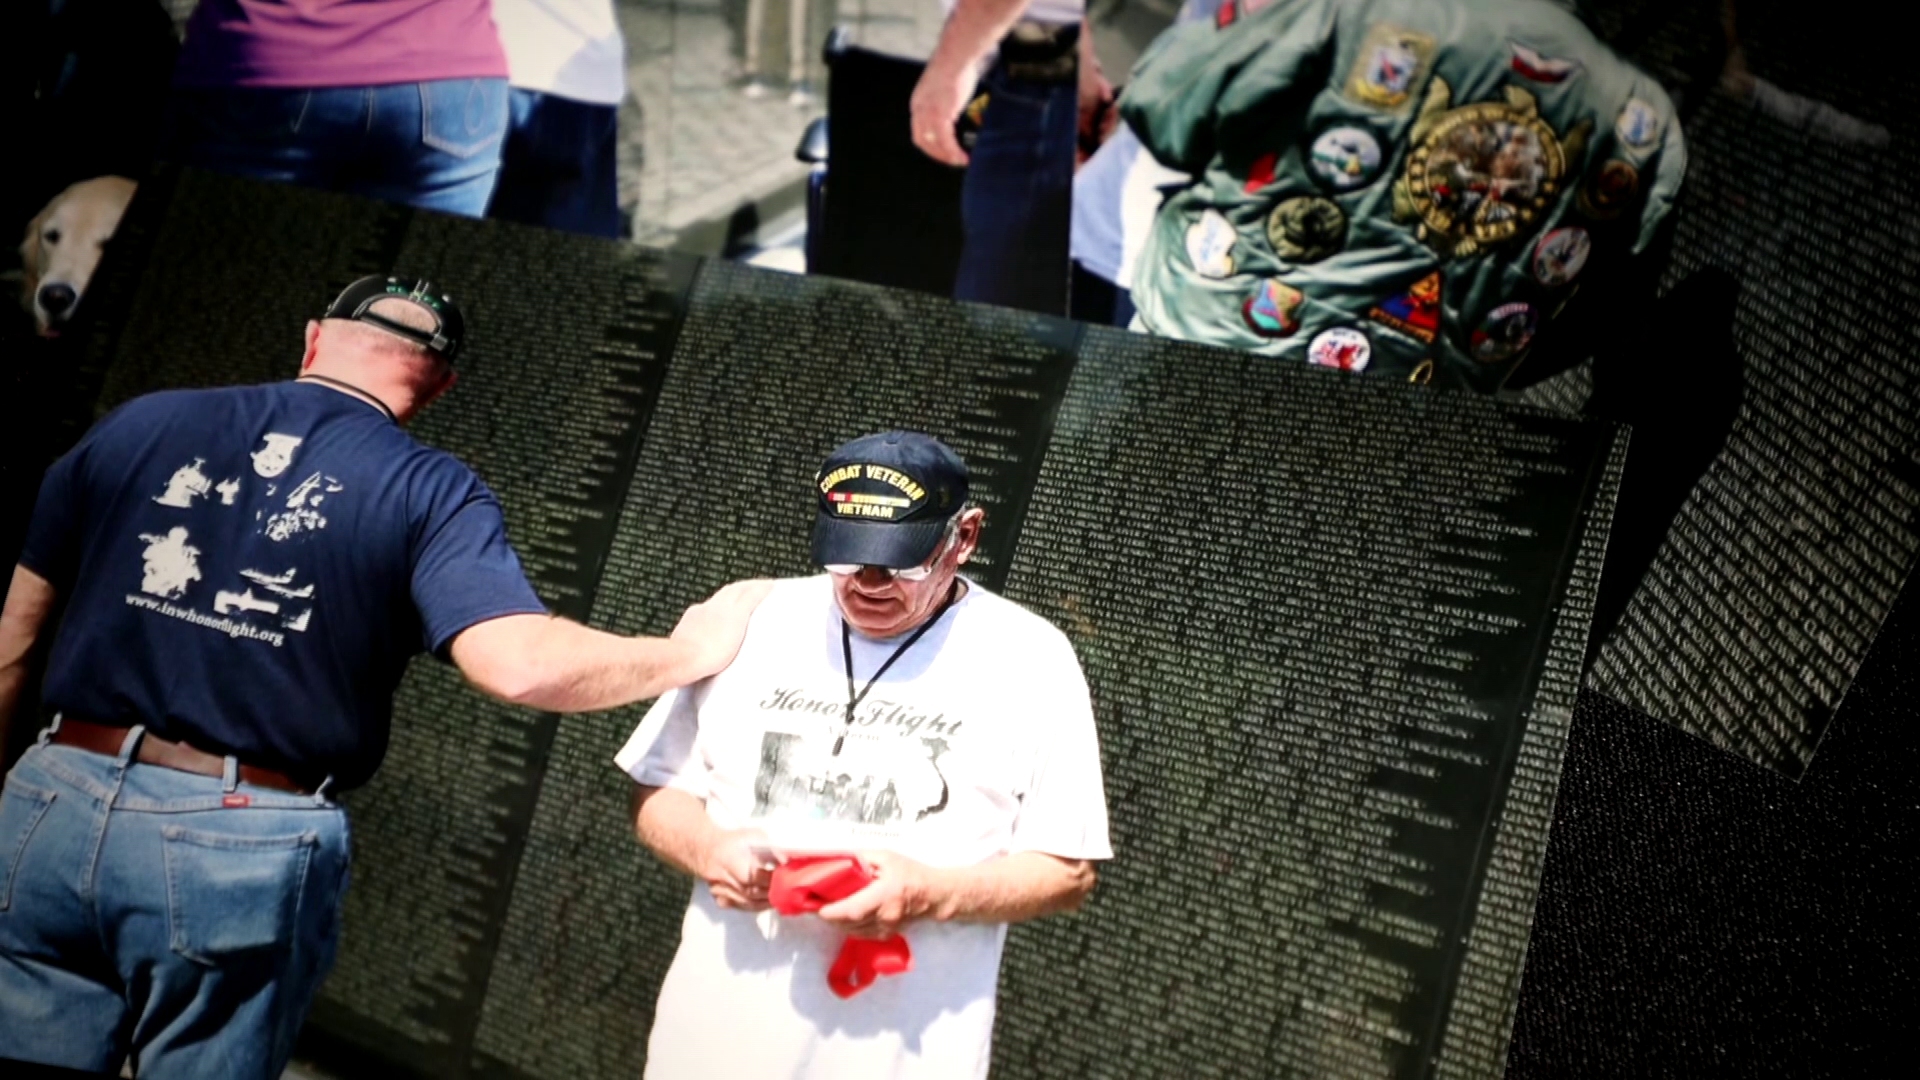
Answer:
[{"left": 222, "top": 794, "right": 251, "bottom": 808}]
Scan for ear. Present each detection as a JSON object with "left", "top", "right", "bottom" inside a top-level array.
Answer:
[
  {"left": 953, "top": 507, "right": 987, "bottom": 565},
  {"left": 19, "top": 204, "right": 49, "bottom": 295},
  {"left": 300, "top": 320, "right": 321, "bottom": 371}
]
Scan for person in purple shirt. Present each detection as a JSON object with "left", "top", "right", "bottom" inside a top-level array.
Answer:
[
  {"left": 0, "top": 276, "right": 770, "bottom": 1077},
  {"left": 164, "top": 1, "right": 514, "bottom": 216}
]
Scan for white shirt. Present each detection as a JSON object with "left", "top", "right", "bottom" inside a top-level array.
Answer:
[
  {"left": 494, "top": 0, "right": 627, "bottom": 105},
  {"left": 617, "top": 575, "right": 1112, "bottom": 1080}
]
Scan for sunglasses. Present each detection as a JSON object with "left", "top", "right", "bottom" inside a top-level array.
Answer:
[{"left": 822, "top": 520, "right": 960, "bottom": 582}]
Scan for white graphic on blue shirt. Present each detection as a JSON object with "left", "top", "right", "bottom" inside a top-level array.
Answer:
[
  {"left": 264, "top": 472, "right": 343, "bottom": 541},
  {"left": 250, "top": 433, "right": 303, "bottom": 479},
  {"left": 153, "top": 459, "right": 212, "bottom": 508},
  {"left": 239, "top": 568, "right": 316, "bottom": 632},
  {"left": 129, "top": 479, "right": 301, "bottom": 645},
  {"left": 214, "top": 587, "right": 279, "bottom": 616},
  {"left": 240, "top": 567, "right": 313, "bottom": 599},
  {"left": 137, "top": 526, "right": 202, "bottom": 599}
]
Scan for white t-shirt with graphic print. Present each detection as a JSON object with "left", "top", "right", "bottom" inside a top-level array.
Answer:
[{"left": 616, "top": 574, "right": 1112, "bottom": 1080}]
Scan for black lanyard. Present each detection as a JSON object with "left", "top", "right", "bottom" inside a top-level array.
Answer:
[{"left": 836, "top": 579, "right": 961, "bottom": 755}]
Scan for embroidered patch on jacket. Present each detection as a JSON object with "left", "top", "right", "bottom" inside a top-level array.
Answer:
[
  {"left": 1576, "top": 159, "right": 1639, "bottom": 219},
  {"left": 1470, "top": 302, "right": 1538, "bottom": 363},
  {"left": 1308, "top": 327, "right": 1372, "bottom": 372},
  {"left": 1186, "top": 210, "right": 1238, "bottom": 278},
  {"left": 1392, "top": 79, "right": 1591, "bottom": 257},
  {"left": 1510, "top": 42, "right": 1580, "bottom": 83},
  {"left": 1531, "top": 226, "right": 1592, "bottom": 287},
  {"left": 1266, "top": 196, "right": 1348, "bottom": 263},
  {"left": 1345, "top": 24, "right": 1438, "bottom": 109},
  {"left": 1367, "top": 271, "right": 1443, "bottom": 343},
  {"left": 1309, "top": 125, "right": 1385, "bottom": 191},
  {"left": 1615, "top": 97, "right": 1663, "bottom": 151},
  {"left": 1243, "top": 279, "right": 1305, "bottom": 337}
]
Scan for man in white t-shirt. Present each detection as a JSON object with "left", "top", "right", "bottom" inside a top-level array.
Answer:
[
  {"left": 616, "top": 430, "right": 1113, "bottom": 1080},
  {"left": 487, "top": 0, "right": 628, "bottom": 238}
]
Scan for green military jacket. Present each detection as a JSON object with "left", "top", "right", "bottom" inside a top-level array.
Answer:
[{"left": 1120, "top": 0, "right": 1685, "bottom": 392}]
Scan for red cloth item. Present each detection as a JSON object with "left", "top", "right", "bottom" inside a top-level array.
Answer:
[
  {"left": 768, "top": 855, "right": 914, "bottom": 999},
  {"left": 768, "top": 855, "right": 873, "bottom": 914}
]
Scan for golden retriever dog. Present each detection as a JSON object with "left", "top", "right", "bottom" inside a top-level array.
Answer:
[{"left": 19, "top": 176, "right": 137, "bottom": 337}]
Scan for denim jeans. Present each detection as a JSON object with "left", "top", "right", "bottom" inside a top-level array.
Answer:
[
  {"left": 488, "top": 88, "right": 624, "bottom": 239},
  {"left": 0, "top": 727, "right": 350, "bottom": 1079},
  {"left": 952, "top": 62, "right": 1077, "bottom": 316},
  {"left": 164, "top": 78, "right": 510, "bottom": 217}
]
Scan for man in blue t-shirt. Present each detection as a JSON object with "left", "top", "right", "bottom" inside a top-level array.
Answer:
[{"left": 0, "top": 276, "right": 769, "bottom": 1079}]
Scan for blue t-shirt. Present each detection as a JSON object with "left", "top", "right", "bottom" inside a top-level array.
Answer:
[{"left": 20, "top": 380, "right": 547, "bottom": 789}]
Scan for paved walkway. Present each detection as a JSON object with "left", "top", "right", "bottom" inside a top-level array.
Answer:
[
  {"left": 620, "top": 0, "right": 944, "bottom": 247},
  {"left": 157, "top": 0, "right": 943, "bottom": 251}
]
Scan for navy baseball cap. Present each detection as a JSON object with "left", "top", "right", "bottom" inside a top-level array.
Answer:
[
  {"left": 812, "top": 431, "right": 970, "bottom": 569},
  {"left": 321, "top": 275, "right": 465, "bottom": 363}
]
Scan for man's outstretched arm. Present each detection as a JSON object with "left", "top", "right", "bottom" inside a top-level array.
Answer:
[
  {"left": 0, "top": 565, "right": 58, "bottom": 752},
  {"left": 451, "top": 579, "right": 773, "bottom": 713}
]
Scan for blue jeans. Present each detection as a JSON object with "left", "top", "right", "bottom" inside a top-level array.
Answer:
[
  {"left": 488, "top": 88, "right": 625, "bottom": 239},
  {"left": 164, "top": 79, "right": 510, "bottom": 217},
  {"left": 952, "top": 63, "right": 1077, "bottom": 315},
  {"left": 0, "top": 728, "right": 350, "bottom": 1079}
]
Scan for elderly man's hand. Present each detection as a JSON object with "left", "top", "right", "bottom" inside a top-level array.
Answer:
[
  {"left": 670, "top": 578, "right": 774, "bottom": 679},
  {"left": 909, "top": 56, "right": 977, "bottom": 167},
  {"left": 702, "top": 827, "right": 777, "bottom": 911},
  {"left": 816, "top": 851, "right": 943, "bottom": 939}
]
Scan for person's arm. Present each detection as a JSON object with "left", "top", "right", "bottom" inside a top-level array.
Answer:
[
  {"left": 450, "top": 579, "right": 772, "bottom": 712},
  {"left": 909, "top": 0, "right": 1032, "bottom": 166},
  {"left": 3, "top": 415, "right": 98, "bottom": 751},
  {"left": 0, "top": 565, "right": 59, "bottom": 752},
  {"left": 1077, "top": 18, "right": 1117, "bottom": 161},
  {"left": 815, "top": 849, "right": 1096, "bottom": 939},
  {"left": 632, "top": 784, "right": 775, "bottom": 911}
]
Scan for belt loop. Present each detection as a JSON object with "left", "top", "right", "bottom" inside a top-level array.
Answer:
[
  {"left": 312, "top": 775, "right": 335, "bottom": 805},
  {"left": 116, "top": 724, "right": 147, "bottom": 767},
  {"left": 221, "top": 755, "right": 239, "bottom": 793},
  {"left": 37, "top": 712, "right": 63, "bottom": 746}
]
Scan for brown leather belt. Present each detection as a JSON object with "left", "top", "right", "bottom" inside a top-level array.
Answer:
[{"left": 49, "top": 716, "right": 314, "bottom": 795}]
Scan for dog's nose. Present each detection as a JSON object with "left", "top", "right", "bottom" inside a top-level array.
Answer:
[{"left": 38, "top": 283, "right": 78, "bottom": 316}]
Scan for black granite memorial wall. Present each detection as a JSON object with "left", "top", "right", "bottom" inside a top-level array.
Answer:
[
  {"left": 1518, "top": 0, "right": 1920, "bottom": 778},
  {"left": 47, "top": 167, "right": 1619, "bottom": 1079}
]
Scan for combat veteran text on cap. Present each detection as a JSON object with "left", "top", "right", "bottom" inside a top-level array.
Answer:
[{"left": 811, "top": 431, "right": 970, "bottom": 570}]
